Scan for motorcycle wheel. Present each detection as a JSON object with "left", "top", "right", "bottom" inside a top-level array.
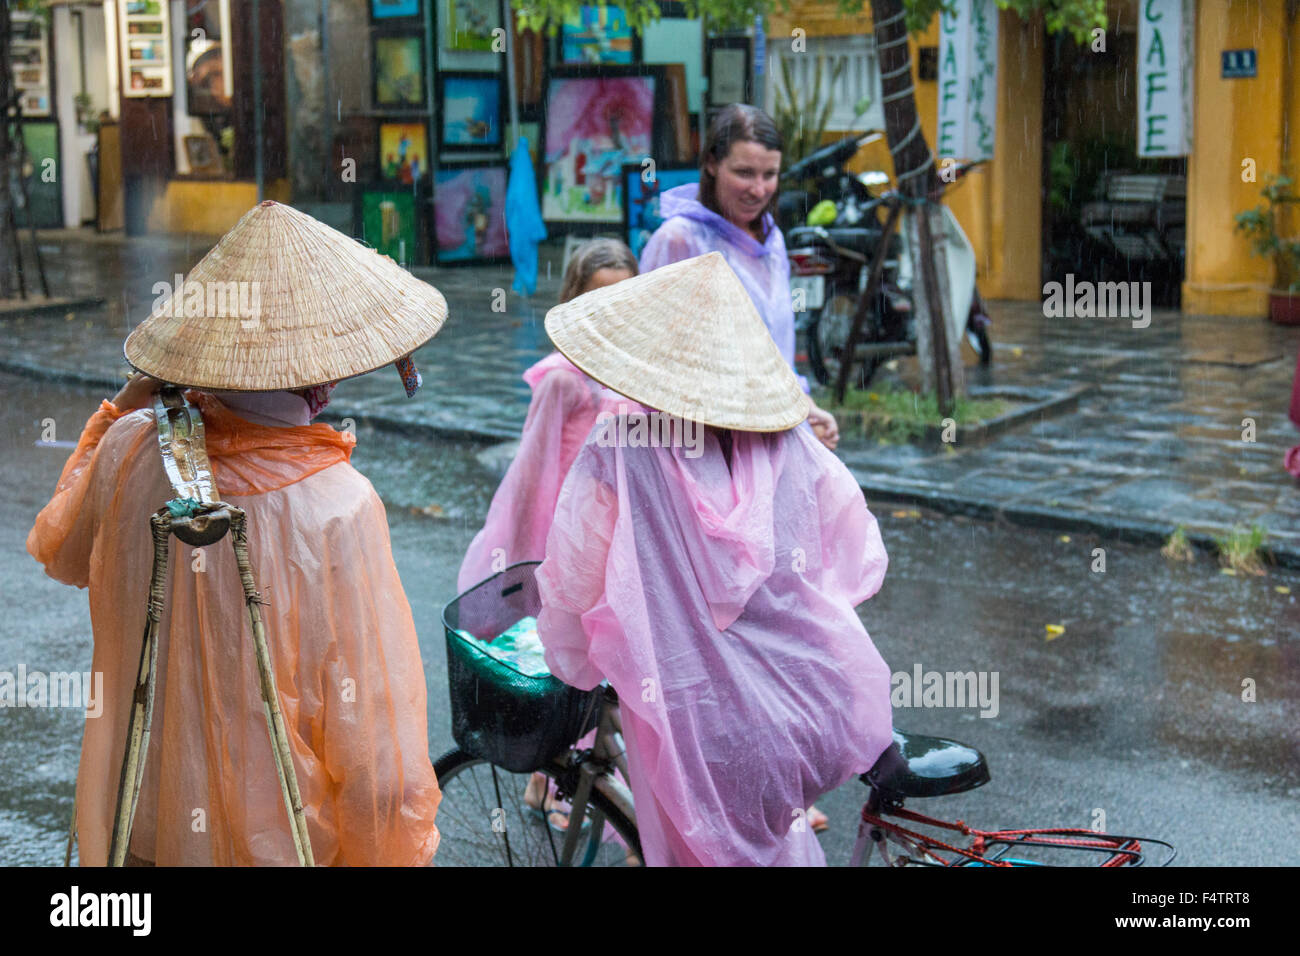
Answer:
[{"left": 806, "top": 290, "right": 882, "bottom": 390}]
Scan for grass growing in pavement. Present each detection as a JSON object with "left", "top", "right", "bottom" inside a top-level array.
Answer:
[
  {"left": 1213, "top": 524, "right": 1269, "bottom": 576},
  {"left": 816, "top": 384, "right": 1009, "bottom": 445},
  {"left": 1161, "top": 524, "right": 1195, "bottom": 562}
]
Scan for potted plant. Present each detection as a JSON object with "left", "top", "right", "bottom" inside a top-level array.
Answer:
[{"left": 1234, "top": 174, "right": 1300, "bottom": 324}]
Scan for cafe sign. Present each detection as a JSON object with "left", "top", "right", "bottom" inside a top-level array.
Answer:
[
  {"left": 1137, "top": 0, "right": 1193, "bottom": 157},
  {"left": 935, "top": 0, "right": 999, "bottom": 162}
]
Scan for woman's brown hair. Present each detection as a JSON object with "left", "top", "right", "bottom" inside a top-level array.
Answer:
[
  {"left": 558, "top": 238, "right": 639, "bottom": 303},
  {"left": 698, "top": 103, "right": 784, "bottom": 237}
]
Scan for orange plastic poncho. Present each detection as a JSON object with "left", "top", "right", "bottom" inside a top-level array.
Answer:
[{"left": 27, "top": 393, "right": 441, "bottom": 866}]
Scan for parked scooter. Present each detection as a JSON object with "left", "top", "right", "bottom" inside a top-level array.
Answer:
[{"left": 782, "top": 133, "right": 992, "bottom": 389}]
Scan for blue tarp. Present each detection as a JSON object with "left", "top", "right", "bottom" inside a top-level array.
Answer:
[{"left": 506, "top": 135, "right": 548, "bottom": 297}]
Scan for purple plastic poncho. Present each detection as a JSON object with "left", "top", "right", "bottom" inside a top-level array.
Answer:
[
  {"left": 535, "top": 415, "right": 894, "bottom": 866},
  {"left": 457, "top": 353, "right": 613, "bottom": 592},
  {"left": 639, "top": 183, "right": 809, "bottom": 393}
]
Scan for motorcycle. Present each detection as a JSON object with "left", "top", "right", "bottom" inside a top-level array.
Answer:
[{"left": 781, "top": 133, "right": 992, "bottom": 390}]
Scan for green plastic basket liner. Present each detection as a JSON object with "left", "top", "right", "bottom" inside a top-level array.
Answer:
[{"left": 443, "top": 562, "right": 598, "bottom": 773}]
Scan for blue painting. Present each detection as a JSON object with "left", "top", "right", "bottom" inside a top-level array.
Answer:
[
  {"left": 441, "top": 74, "right": 502, "bottom": 149},
  {"left": 371, "top": 0, "right": 420, "bottom": 20},
  {"left": 622, "top": 165, "right": 698, "bottom": 259}
]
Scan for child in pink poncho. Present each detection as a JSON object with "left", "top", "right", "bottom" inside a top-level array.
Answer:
[{"left": 457, "top": 239, "right": 639, "bottom": 591}]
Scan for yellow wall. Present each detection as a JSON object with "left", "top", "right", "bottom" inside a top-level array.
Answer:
[
  {"left": 146, "top": 179, "right": 293, "bottom": 236},
  {"left": 771, "top": 2, "right": 1044, "bottom": 300},
  {"left": 1182, "top": 0, "right": 1290, "bottom": 316},
  {"left": 777, "top": 0, "right": 1300, "bottom": 316}
]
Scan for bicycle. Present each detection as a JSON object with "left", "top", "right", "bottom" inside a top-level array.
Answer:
[{"left": 432, "top": 563, "right": 1176, "bottom": 867}]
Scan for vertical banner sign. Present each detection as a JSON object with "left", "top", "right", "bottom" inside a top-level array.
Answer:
[
  {"left": 966, "top": 0, "right": 998, "bottom": 161},
  {"left": 936, "top": 0, "right": 999, "bottom": 161},
  {"left": 1138, "top": 0, "right": 1192, "bottom": 156},
  {"left": 936, "top": 2, "right": 970, "bottom": 160}
]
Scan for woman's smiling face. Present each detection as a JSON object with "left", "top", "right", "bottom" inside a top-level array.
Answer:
[{"left": 706, "top": 139, "right": 782, "bottom": 232}]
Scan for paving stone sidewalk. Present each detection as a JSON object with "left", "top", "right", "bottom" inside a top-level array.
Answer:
[{"left": 3, "top": 229, "right": 1299, "bottom": 564}]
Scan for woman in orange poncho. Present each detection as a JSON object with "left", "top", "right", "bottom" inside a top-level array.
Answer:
[{"left": 28, "top": 201, "right": 446, "bottom": 866}]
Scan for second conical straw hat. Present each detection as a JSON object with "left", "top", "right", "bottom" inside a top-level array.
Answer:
[
  {"left": 124, "top": 201, "right": 448, "bottom": 391},
  {"left": 544, "top": 251, "right": 810, "bottom": 431}
]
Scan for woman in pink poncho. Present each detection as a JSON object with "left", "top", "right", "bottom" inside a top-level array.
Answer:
[
  {"left": 639, "top": 103, "right": 841, "bottom": 452},
  {"left": 536, "top": 252, "right": 894, "bottom": 866}
]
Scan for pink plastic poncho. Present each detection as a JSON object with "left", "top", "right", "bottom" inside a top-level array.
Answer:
[
  {"left": 535, "top": 415, "right": 893, "bottom": 865},
  {"left": 458, "top": 352, "right": 614, "bottom": 591},
  {"left": 28, "top": 395, "right": 442, "bottom": 866},
  {"left": 639, "top": 183, "right": 809, "bottom": 393}
]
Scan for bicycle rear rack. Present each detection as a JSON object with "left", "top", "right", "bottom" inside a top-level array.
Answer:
[{"left": 859, "top": 803, "right": 1177, "bottom": 867}]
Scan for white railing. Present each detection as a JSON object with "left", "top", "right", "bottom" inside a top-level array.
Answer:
[{"left": 765, "top": 33, "right": 885, "bottom": 132}]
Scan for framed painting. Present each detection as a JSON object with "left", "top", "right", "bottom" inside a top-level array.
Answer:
[
  {"left": 184, "top": 133, "right": 227, "bottom": 176},
  {"left": 621, "top": 162, "right": 698, "bottom": 259},
  {"left": 541, "top": 66, "right": 664, "bottom": 227},
  {"left": 377, "top": 120, "right": 430, "bottom": 183},
  {"left": 706, "top": 36, "right": 751, "bottom": 107},
  {"left": 372, "top": 32, "right": 426, "bottom": 109},
  {"left": 437, "top": 71, "right": 505, "bottom": 153},
  {"left": 555, "top": 5, "right": 639, "bottom": 66},
  {"left": 432, "top": 162, "right": 510, "bottom": 265},
  {"left": 354, "top": 183, "right": 425, "bottom": 266},
  {"left": 19, "top": 121, "right": 63, "bottom": 229},
  {"left": 444, "top": 0, "right": 500, "bottom": 52},
  {"left": 370, "top": 0, "right": 422, "bottom": 25}
]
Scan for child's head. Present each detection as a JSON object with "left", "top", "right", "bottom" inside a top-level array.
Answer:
[{"left": 559, "top": 238, "right": 639, "bottom": 303}]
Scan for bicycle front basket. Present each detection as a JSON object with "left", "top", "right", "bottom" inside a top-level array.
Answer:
[{"left": 442, "top": 562, "right": 598, "bottom": 773}]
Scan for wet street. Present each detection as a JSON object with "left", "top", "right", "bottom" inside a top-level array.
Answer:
[{"left": 1, "top": 371, "right": 1296, "bottom": 866}]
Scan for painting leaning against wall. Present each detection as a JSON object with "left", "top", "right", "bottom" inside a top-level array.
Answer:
[{"left": 542, "top": 70, "right": 658, "bottom": 225}]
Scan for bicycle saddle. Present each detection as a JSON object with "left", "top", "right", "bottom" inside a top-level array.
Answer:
[{"left": 861, "top": 730, "right": 991, "bottom": 799}]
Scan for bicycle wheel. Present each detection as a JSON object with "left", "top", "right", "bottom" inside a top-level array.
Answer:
[{"left": 431, "top": 749, "right": 642, "bottom": 867}]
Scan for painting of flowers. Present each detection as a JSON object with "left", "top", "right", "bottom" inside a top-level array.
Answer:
[{"left": 543, "top": 71, "right": 658, "bottom": 224}]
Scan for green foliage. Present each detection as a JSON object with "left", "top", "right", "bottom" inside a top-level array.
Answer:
[
  {"left": 1234, "top": 174, "right": 1300, "bottom": 293},
  {"left": 513, "top": 0, "right": 1105, "bottom": 39},
  {"left": 1213, "top": 524, "right": 1269, "bottom": 576},
  {"left": 815, "top": 383, "right": 1007, "bottom": 443},
  {"left": 1160, "top": 524, "right": 1194, "bottom": 562}
]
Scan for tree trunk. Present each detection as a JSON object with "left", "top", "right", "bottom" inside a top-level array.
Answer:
[
  {"left": 0, "top": 0, "right": 18, "bottom": 298},
  {"left": 870, "top": 0, "right": 963, "bottom": 411}
]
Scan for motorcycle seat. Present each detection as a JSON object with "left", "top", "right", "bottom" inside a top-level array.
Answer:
[
  {"left": 860, "top": 730, "right": 991, "bottom": 799},
  {"left": 787, "top": 226, "right": 892, "bottom": 257}
]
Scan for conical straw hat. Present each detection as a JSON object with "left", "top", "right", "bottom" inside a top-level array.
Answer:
[
  {"left": 544, "top": 251, "right": 810, "bottom": 432},
  {"left": 124, "top": 201, "right": 448, "bottom": 391}
]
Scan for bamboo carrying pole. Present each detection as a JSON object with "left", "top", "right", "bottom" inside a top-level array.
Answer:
[
  {"left": 107, "top": 512, "right": 170, "bottom": 867},
  {"left": 229, "top": 508, "right": 314, "bottom": 866},
  {"left": 106, "top": 499, "right": 315, "bottom": 866}
]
